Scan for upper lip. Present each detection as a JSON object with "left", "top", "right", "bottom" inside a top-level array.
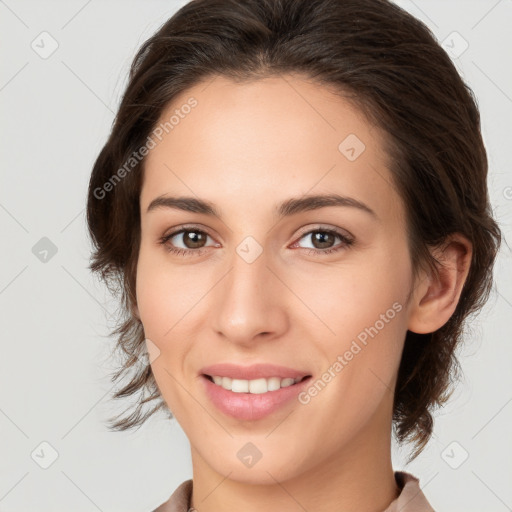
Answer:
[{"left": 200, "top": 363, "right": 311, "bottom": 380}]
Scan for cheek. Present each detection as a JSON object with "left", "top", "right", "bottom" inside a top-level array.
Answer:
[
  {"left": 289, "top": 251, "right": 410, "bottom": 343},
  {"left": 135, "top": 244, "right": 205, "bottom": 335},
  {"left": 135, "top": 251, "right": 198, "bottom": 418},
  {"left": 291, "top": 247, "right": 410, "bottom": 400}
]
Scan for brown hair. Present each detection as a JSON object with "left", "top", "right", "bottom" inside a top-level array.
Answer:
[{"left": 86, "top": 0, "right": 502, "bottom": 460}]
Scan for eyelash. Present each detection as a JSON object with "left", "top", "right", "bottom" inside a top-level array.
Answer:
[{"left": 158, "top": 225, "right": 354, "bottom": 258}]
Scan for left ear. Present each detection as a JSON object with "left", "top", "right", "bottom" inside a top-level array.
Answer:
[{"left": 407, "top": 233, "right": 472, "bottom": 334}]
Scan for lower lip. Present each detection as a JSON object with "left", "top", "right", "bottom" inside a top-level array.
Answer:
[{"left": 201, "top": 375, "right": 312, "bottom": 421}]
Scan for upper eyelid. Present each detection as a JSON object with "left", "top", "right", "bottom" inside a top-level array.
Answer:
[
  {"left": 294, "top": 224, "right": 352, "bottom": 239},
  {"left": 165, "top": 225, "right": 217, "bottom": 241}
]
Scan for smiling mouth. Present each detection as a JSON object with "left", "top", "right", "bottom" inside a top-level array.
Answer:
[{"left": 202, "top": 374, "right": 311, "bottom": 394}]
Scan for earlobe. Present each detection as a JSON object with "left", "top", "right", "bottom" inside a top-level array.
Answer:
[{"left": 407, "top": 234, "right": 472, "bottom": 334}]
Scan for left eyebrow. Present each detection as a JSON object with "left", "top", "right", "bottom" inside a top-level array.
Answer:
[
  {"left": 276, "top": 193, "right": 377, "bottom": 219},
  {"left": 146, "top": 193, "right": 377, "bottom": 220}
]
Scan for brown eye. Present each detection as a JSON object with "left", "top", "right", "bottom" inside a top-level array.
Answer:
[
  {"left": 294, "top": 228, "right": 354, "bottom": 256},
  {"left": 309, "top": 231, "right": 337, "bottom": 249},
  {"left": 158, "top": 227, "right": 218, "bottom": 257},
  {"left": 174, "top": 230, "right": 208, "bottom": 249}
]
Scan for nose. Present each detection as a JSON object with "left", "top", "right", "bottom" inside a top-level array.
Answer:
[{"left": 210, "top": 247, "right": 289, "bottom": 347}]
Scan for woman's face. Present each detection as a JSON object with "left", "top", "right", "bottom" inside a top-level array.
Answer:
[{"left": 136, "top": 74, "right": 416, "bottom": 483}]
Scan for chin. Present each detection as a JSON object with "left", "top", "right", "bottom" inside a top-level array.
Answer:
[{"left": 202, "top": 450, "right": 307, "bottom": 485}]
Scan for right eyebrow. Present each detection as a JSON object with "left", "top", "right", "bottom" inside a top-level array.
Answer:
[{"left": 146, "top": 195, "right": 220, "bottom": 217}]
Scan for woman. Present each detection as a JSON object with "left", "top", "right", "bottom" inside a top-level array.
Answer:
[{"left": 86, "top": 0, "right": 502, "bottom": 510}]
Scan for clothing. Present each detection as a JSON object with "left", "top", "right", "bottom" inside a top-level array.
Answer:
[
  {"left": 383, "top": 472, "right": 435, "bottom": 512},
  {"left": 153, "top": 471, "right": 434, "bottom": 511}
]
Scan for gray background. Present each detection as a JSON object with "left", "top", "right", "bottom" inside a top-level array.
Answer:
[{"left": 0, "top": 1, "right": 511, "bottom": 511}]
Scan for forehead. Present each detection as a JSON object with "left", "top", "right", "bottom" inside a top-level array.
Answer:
[{"left": 140, "top": 74, "right": 403, "bottom": 225}]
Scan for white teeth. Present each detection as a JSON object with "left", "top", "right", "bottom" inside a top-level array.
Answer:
[
  {"left": 267, "top": 377, "right": 281, "bottom": 392},
  {"left": 221, "top": 376, "right": 231, "bottom": 389},
  {"left": 232, "top": 379, "right": 249, "bottom": 393},
  {"left": 209, "top": 375, "right": 302, "bottom": 393}
]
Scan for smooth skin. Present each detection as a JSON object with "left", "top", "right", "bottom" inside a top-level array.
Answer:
[{"left": 133, "top": 74, "right": 472, "bottom": 512}]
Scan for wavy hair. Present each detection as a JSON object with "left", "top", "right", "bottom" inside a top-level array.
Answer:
[{"left": 86, "top": 0, "right": 502, "bottom": 460}]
